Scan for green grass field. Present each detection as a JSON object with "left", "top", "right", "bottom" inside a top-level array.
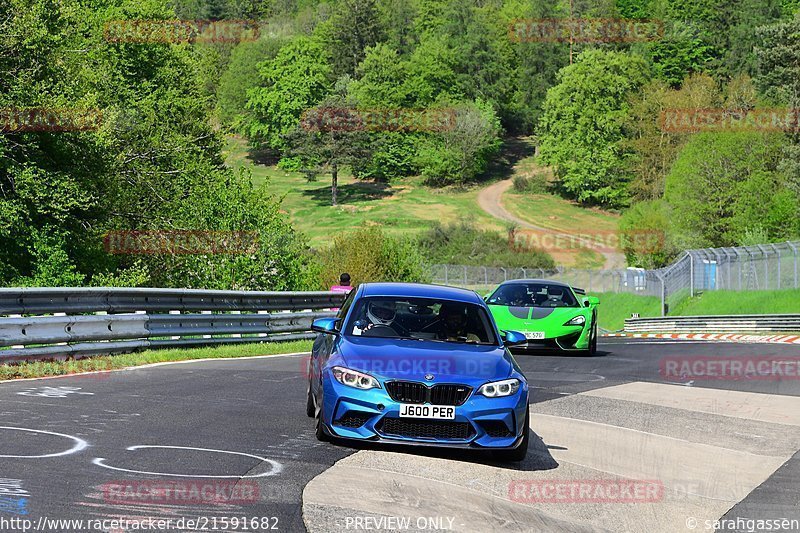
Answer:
[
  {"left": 590, "top": 288, "right": 800, "bottom": 331},
  {"left": 0, "top": 340, "right": 312, "bottom": 381},
  {"left": 223, "top": 136, "right": 505, "bottom": 246},
  {"left": 671, "top": 289, "right": 800, "bottom": 316},
  {"left": 503, "top": 192, "right": 620, "bottom": 235}
]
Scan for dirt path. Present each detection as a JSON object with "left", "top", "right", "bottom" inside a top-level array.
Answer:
[{"left": 476, "top": 178, "right": 626, "bottom": 269}]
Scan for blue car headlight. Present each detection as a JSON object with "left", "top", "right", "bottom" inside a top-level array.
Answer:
[
  {"left": 477, "top": 378, "right": 520, "bottom": 398},
  {"left": 332, "top": 366, "right": 381, "bottom": 390},
  {"left": 564, "top": 315, "right": 586, "bottom": 326}
]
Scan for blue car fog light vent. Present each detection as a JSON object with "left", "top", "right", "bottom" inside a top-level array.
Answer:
[{"left": 334, "top": 411, "right": 372, "bottom": 428}]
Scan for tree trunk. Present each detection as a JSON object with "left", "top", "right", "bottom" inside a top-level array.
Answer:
[{"left": 331, "top": 163, "right": 338, "bottom": 206}]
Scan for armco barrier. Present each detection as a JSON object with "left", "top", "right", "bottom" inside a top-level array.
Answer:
[
  {"left": 624, "top": 314, "right": 800, "bottom": 333},
  {"left": 0, "top": 288, "right": 346, "bottom": 363}
]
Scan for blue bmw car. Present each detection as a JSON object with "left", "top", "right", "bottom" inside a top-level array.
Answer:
[{"left": 306, "top": 282, "right": 530, "bottom": 461}]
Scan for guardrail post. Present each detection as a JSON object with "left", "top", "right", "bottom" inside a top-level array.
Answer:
[{"left": 688, "top": 252, "right": 694, "bottom": 297}]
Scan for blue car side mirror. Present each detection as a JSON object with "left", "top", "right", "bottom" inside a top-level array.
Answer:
[
  {"left": 503, "top": 330, "right": 527, "bottom": 346},
  {"left": 311, "top": 317, "right": 340, "bottom": 335}
]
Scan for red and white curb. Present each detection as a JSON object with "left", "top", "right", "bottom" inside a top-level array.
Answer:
[{"left": 602, "top": 333, "right": 800, "bottom": 345}]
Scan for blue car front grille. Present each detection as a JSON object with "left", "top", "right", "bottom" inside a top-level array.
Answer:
[
  {"left": 377, "top": 418, "right": 474, "bottom": 440},
  {"left": 385, "top": 381, "right": 472, "bottom": 406}
]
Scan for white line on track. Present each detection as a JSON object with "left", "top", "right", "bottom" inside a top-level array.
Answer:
[
  {"left": 0, "top": 426, "right": 89, "bottom": 458},
  {"left": 92, "top": 445, "right": 283, "bottom": 478}
]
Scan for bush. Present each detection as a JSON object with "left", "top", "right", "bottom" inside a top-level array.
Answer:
[
  {"left": 417, "top": 222, "right": 554, "bottom": 269},
  {"left": 416, "top": 99, "right": 503, "bottom": 185},
  {"left": 512, "top": 173, "right": 549, "bottom": 194},
  {"left": 317, "top": 226, "right": 429, "bottom": 289}
]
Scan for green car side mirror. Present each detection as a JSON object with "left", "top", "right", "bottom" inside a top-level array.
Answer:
[{"left": 584, "top": 296, "right": 600, "bottom": 307}]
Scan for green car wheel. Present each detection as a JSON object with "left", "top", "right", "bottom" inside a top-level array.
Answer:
[{"left": 484, "top": 280, "right": 600, "bottom": 355}]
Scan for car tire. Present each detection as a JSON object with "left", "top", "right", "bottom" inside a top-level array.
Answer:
[
  {"left": 579, "top": 320, "right": 598, "bottom": 357},
  {"left": 494, "top": 407, "right": 529, "bottom": 462},
  {"left": 314, "top": 398, "right": 330, "bottom": 442},
  {"left": 588, "top": 321, "right": 598, "bottom": 356},
  {"left": 306, "top": 383, "right": 315, "bottom": 418}
]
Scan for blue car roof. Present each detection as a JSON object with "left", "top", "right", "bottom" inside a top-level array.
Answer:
[{"left": 360, "top": 282, "right": 483, "bottom": 304}]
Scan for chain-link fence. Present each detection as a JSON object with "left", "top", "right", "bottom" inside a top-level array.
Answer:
[{"left": 430, "top": 241, "right": 800, "bottom": 316}]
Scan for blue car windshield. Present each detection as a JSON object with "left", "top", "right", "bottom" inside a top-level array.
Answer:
[
  {"left": 488, "top": 283, "right": 579, "bottom": 308},
  {"left": 343, "top": 297, "right": 499, "bottom": 345}
]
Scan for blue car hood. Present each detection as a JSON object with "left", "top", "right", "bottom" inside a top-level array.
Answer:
[{"left": 336, "top": 336, "right": 514, "bottom": 385}]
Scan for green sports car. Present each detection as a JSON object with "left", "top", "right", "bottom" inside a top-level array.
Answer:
[{"left": 485, "top": 280, "right": 599, "bottom": 356}]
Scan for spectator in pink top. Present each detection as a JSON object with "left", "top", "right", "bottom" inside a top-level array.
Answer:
[{"left": 330, "top": 273, "right": 352, "bottom": 311}]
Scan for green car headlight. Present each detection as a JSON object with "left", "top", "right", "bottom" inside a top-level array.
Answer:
[{"left": 564, "top": 315, "right": 586, "bottom": 326}]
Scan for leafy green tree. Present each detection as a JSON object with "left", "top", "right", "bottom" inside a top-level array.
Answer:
[
  {"left": 244, "top": 36, "right": 332, "bottom": 151},
  {"left": 376, "top": 0, "right": 418, "bottom": 55},
  {"left": 663, "top": 132, "right": 796, "bottom": 248},
  {"left": 284, "top": 98, "right": 376, "bottom": 205},
  {"left": 349, "top": 43, "right": 409, "bottom": 107},
  {"left": 416, "top": 99, "right": 503, "bottom": 185},
  {"left": 217, "top": 37, "right": 285, "bottom": 128},
  {"left": 317, "top": 226, "right": 428, "bottom": 288},
  {"left": 324, "top": 0, "right": 383, "bottom": 76},
  {"left": 538, "top": 49, "right": 651, "bottom": 206},
  {"left": 756, "top": 17, "right": 800, "bottom": 201},
  {"left": 624, "top": 73, "right": 721, "bottom": 201},
  {"left": 402, "top": 33, "right": 461, "bottom": 106}
]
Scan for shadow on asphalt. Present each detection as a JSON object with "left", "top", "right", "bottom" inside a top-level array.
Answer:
[
  {"left": 329, "top": 427, "right": 559, "bottom": 472},
  {"left": 513, "top": 349, "right": 612, "bottom": 359}
]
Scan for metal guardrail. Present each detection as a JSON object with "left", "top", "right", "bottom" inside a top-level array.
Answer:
[
  {"left": 0, "top": 288, "right": 346, "bottom": 364},
  {"left": 624, "top": 314, "right": 800, "bottom": 333}
]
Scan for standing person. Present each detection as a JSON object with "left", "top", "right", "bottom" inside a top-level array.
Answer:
[{"left": 330, "top": 273, "right": 352, "bottom": 311}]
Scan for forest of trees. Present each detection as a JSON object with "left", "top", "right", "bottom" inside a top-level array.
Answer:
[{"left": 1, "top": 0, "right": 799, "bottom": 289}]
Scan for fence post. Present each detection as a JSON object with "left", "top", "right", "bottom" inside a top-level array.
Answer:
[
  {"left": 463, "top": 265, "right": 467, "bottom": 287},
  {"left": 771, "top": 244, "right": 781, "bottom": 289},
  {"left": 689, "top": 252, "right": 694, "bottom": 297},
  {"left": 757, "top": 244, "right": 769, "bottom": 290},
  {"left": 501, "top": 268, "right": 507, "bottom": 281},
  {"left": 654, "top": 271, "right": 666, "bottom": 316},
  {"left": 788, "top": 242, "right": 798, "bottom": 288},
  {"left": 444, "top": 265, "right": 448, "bottom": 285},
  {"left": 482, "top": 266, "right": 488, "bottom": 287},
  {"left": 733, "top": 248, "right": 742, "bottom": 290}
]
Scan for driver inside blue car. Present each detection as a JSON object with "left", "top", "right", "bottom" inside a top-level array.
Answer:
[{"left": 353, "top": 300, "right": 398, "bottom": 335}]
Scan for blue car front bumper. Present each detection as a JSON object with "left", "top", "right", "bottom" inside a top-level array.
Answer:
[{"left": 320, "top": 373, "right": 529, "bottom": 450}]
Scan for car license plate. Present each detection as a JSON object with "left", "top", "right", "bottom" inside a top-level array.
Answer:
[
  {"left": 524, "top": 331, "right": 545, "bottom": 340},
  {"left": 398, "top": 404, "right": 455, "bottom": 420}
]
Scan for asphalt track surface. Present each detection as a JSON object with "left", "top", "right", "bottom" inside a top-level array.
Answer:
[{"left": 1, "top": 339, "right": 799, "bottom": 533}]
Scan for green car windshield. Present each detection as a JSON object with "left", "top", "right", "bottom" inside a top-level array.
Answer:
[{"left": 487, "top": 283, "right": 580, "bottom": 308}]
